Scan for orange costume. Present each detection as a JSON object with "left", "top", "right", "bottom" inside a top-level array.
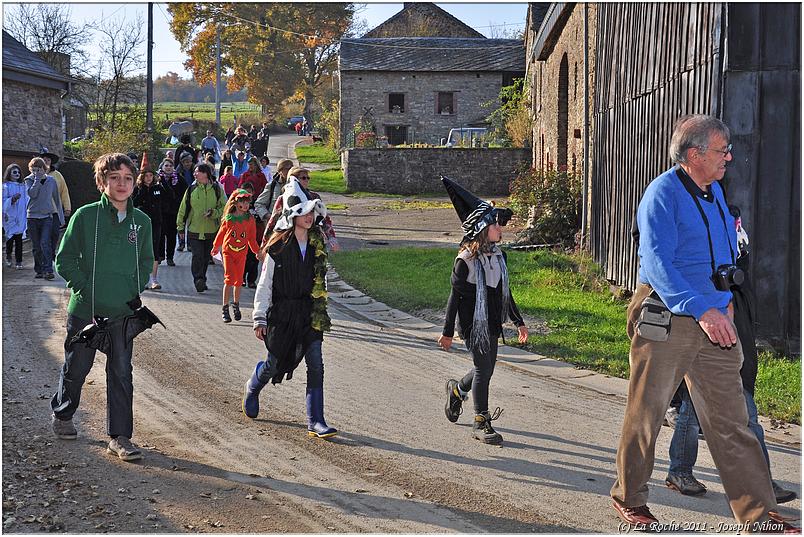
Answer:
[{"left": 212, "top": 213, "right": 260, "bottom": 286}]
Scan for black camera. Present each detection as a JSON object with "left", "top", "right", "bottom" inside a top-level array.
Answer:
[{"left": 711, "top": 264, "right": 745, "bottom": 291}]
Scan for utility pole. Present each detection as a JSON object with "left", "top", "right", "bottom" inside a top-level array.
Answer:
[
  {"left": 215, "top": 26, "right": 221, "bottom": 126},
  {"left": 146, "top": 2, "right": 154, "bottom": 133}
]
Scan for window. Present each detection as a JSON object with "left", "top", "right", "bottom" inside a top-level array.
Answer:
[
  {"left": 388, "top": 93, "right": 405, "bottom": 113},
  {"left": 437, "top": 92, "right": 455, "bottom": 115},
  {"left": 384, "top": 125, "right": 408, "bottom": 146}
]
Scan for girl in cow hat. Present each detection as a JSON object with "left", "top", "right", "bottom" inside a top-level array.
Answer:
[
  {"left": 438, "top": 176, "right": 528, "bottom": 446},
  {"left": 211, "top": 189, "right": 260, "bottom": 323},
  {"left": 242, "top": 178, "right": 337, "bottom": 438}
]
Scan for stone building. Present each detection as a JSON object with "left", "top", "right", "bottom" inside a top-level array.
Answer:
[
  {"left": 339, "top": 3, "right": 524, "bottom": 148},
  {"left": 525, "top": 3, "right": 596, "bottom": 174},
  {"left": 2, "top": 31, "right": 71, "bottom": 170},
  {"left": 364, "top": 3, "right": 486, "bottom": 38}
]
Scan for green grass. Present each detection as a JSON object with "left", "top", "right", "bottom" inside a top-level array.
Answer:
[
  {"left": 755, "top": 351, "right": 801, "bottom": 423},
  {"left": 330, "top": 247, "right": 801, "bottom": 423},
  {"left": 295, "top": 143, "right": 340, "bottom": 166},
  {"left": 369, "top": 200, "right": 454, "bottom": 211},
  {"left": 348, "top": 191, "right": 404, "bottom": 199},
  {"left": 153, "top": 101, "right": 262, "bottom": 126},
  {"left": 310, "top": 169, "right": 347, "bottom": 194},
  {"left": 327, "top": 203, "right": 349, "bottom": 211}
]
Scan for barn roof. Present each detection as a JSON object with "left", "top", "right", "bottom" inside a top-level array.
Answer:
[
  {"left": 339, "top": 37, "right": 525, "bottom": 72},
  {"left": 2, "top": 31, "right": 70, "bottom": 87}
]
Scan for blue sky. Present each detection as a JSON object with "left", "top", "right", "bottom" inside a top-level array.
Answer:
[{"left": 10, "top": 2, "right": 528, "bottom": 78}]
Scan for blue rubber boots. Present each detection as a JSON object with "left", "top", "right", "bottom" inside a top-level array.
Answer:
[
  {"left": 242, "top": 361, "right": 267, "bottom": 419},
  {"left": 306, "top": 388, "right": 337, "bottom": 438}
]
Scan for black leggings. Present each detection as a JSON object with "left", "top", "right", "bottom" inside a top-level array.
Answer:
[
  {"left": 457, "top": 337, "right": 499, "bottom": 415},
  {"left": 160, "top": 214, "right": 178, "bottom": 261},
  {"left": 5, "top": 233, "right": 22, "bottom": 263}
]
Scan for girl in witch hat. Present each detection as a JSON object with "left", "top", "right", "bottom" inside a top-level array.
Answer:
[
  {"left": 241, "top": 178, "right": 337, "bottom": 438},
  {"left": 211, "top": 189, "right": 260, "bottom": 323},
  {"left": 438, "top": 176, "right": 528, "bottom": 445}
]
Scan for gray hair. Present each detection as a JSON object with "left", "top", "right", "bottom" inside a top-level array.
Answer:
[{"left": 669, "top": 115, "right": 730, "bottom": 164}]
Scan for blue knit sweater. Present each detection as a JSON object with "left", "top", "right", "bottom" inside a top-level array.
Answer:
[{"left": 637, "top": 167, "right": 737, "bottom": 320}]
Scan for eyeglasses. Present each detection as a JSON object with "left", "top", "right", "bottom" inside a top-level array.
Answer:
[{"left": 703, "top": 143, "right": 733, "bottom": 157}]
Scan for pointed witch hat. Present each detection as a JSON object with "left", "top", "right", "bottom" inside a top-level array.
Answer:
[
  {"left": 441, "top": 175, "right": 513, "bottom": 241},
  {"left": 140, "top": 151, "right": 152, "bottom": 172}
]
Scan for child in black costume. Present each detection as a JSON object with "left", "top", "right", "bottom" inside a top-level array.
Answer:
[
  {"left": 241, "top": 178, "right": 337, "bottom": 438},
  {"left": 438, "top": 176, "right": 528, "bottom": 445}
]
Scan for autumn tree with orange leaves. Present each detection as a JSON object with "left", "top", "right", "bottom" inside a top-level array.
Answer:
[{"left": 168, "top": 3, "right": 358, "bottom": 122}]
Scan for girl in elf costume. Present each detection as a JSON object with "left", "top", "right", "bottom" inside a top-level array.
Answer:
[
  {"left": 438, "top": 176, "right": 528, "bottom": 446},
  {"left": 242, "top": 178, "right": 337, "bottom": 438},
  {"left": 211, "top": 189, "right": 260, "bottom": 323}
]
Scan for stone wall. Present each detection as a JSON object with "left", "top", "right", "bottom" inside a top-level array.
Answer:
[
  {"left": 2, "top": 79, "right": 64, "bottom": 158},
  {"left": 527, "top": 4, "right": 597, "bottom": 174},
  {"left": 343, "top": 147, "right": 531, "bottom": 195},
  {"left": 340, "top": 71, "right": 503, "bottom": 148}
]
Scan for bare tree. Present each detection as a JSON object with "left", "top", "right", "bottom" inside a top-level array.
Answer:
[
  {"left": 3, "top": 4, "right": 92, "bottom": 75},
  {"left": 91, "top": 15, "right": 145, "bottom": 132}
]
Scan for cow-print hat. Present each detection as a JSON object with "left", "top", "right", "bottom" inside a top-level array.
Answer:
[
  {"left": 441, "top": 175, "right": 513, "bottom": 242},
  {"left": 274, "top": 177, "right": 327, "bottom": 231}
]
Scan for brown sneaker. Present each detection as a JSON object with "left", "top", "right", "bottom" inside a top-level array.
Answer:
[
  {"left": 612, "top": 500, "right": 658, "bottom": 527},
  {"left": 107, "top": 437, "right": 143, "bottom": 461}
]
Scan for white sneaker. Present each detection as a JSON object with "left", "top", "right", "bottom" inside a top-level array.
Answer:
[
  {"left": 4, "top": 259, "right": 11, "bottom": 267},
  {"left": 664, "top": 406, "right": 679, "bottom": 429},
  {"left": 150, "top": 279, "right": 161, "bottom": 290}
]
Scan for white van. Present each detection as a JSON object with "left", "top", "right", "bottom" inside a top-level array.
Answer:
[{"left": 445, "top": 127, "right": 488, "bottom": 148}]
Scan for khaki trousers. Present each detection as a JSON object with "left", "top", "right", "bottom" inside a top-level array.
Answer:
[{"left": 610, "top": 284, "right": 777, "bottom": 527}]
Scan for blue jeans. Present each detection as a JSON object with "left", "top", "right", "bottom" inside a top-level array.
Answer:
[
  {"left": 669, "top": 388, "right": 771, "bottom": 476},
  {"left": 258, "top": 339, "right": 324, "bottom": 389},
  {"left": 51, "top": 314, "right": 135, "bottom": 438},
  {"left": 28, "top": 216, "right": 53, "bottom": 275}
]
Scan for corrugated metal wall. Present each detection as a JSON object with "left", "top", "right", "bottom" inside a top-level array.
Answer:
[{"left": 591, "top": 3, "right": 723, "bottom": 294}]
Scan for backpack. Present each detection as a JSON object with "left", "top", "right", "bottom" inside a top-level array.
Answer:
[{"left": 182, "top": 181, "right": 222, "bottom": 224}]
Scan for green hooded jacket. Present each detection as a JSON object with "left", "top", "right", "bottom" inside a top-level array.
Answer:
[
  {"left": 55, "top": 193, "right": 154, "bottom": 320},
  {"left": 175, "top": 181, "right": 225, "bottom": 239}
]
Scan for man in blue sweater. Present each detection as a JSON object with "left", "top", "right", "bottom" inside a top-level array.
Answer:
[{"left": 610, "top": 115, "right": 795, "bottom": 532}]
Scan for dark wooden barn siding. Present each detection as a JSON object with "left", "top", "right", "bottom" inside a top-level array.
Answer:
[
  {"left": 591, "top": 3, "right": 722, "bottom": 301},
  {"left": 719, "top": 3, "right": 801, "bottom": 349}
]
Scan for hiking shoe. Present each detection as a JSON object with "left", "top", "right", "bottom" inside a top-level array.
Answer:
[
  {"left": 232, "top": 302, "right": 242, "bottom": 321},
  {"left": 44, "top": 272, "right": 55, "bottom": 280},
  {"left": 222, "top": 305, "right": 232, "bottom": 323},
  {"left": 15, "top": 263, "right": 23, "bottom": 270},
  {"left": 166, "top": 259, "right": 175, "bottom": 267},
  {"left": 52, "top": 414, "right": 77, "bottom": 440},
  {"left": 472, "top": 408, "right": 503, "bottom": 445},
  {"left": 773, "top": 481, "right": 798, "bottom": 504},
  {"left": 444, "top": 379, "right": 465, "bottom": 423},
  {"left": 665, "top": 473, "right": 707, "bottom": 496},
  {"left": 107, "top": 437, "right": 143, "bottom": 461}
]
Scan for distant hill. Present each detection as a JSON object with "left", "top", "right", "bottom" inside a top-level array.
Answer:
[{"left": 154, "top": 71, "right": 247, "bottom": 103}]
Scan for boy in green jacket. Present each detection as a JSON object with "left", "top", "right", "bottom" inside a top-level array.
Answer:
[
  {"left": 175, "top": 163, "right": 225, "bottom": 292},
  {"left": 51, "top": 153, "right": 154, "bottom": 462}
]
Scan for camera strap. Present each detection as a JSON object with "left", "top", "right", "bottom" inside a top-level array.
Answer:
[{"left": 678, "top": 172, "right": 736, "bottom": 273}]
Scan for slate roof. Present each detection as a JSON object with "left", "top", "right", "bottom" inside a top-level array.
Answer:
[
  {"left": 339, "top": 38, "right": 525, "bottom": 72},
  {"left": 2, "top": 31, "right": 70, "bottom": 83},
  {"left": 363, "top": 3, "right": 486, "bottom": 38}
]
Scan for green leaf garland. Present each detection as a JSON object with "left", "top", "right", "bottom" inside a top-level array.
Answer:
[{"left": 309, "top": 228, "right": 331, "bottom": 332}]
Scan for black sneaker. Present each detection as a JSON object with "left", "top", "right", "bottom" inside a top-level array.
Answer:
[
  {"left": 247, "top": 282, "right": 257, "bottom": 289},
  {"left": 35, "top": 273, "right": 43, "bottom": 279},
  {"left": 232, "top": 302, "right": 242, "bottom": 321},
  {"left": 194, "top": 279, "right": 205, "bottom": 293},
  {"left": 444, "top": 379, "right": 465, "bottom": 423},
  {"left": 222, "top": 305, "right": 232, "bottom": 323},
  {"left": 472, "top": 408, "right": 503, "bottom": 445},
  {"left": 166, "top": 259, "right": 175, "bottom": 267},
  {"left": 773, "top": 481, "right": 798, "bottom": 504}
]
